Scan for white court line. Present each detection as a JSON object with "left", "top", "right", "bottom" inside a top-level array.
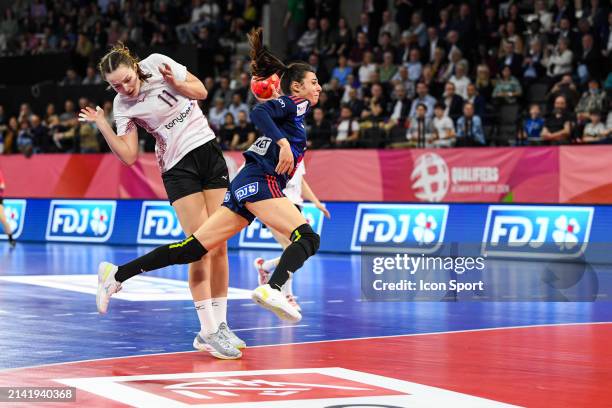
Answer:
[
  {"left": 232, "top": 324, "right": 308, "bottom": 332},
  {"left": 327, "top": 300, "right": 344, "bottom": 303},
  {"left": 1, "top": 321, "right": 610, "bottom": 373},
  {"left": 151, "top": 308, "right": 171, "bottom": 311}
]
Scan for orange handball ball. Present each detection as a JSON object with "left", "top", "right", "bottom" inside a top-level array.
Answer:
[{"left": 250, "top": 73, "right": 281, "bottom": 100}]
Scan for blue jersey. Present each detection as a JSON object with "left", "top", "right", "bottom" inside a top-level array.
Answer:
[{"left": 245, "top": 95, "right": 311, "bottom": 183}]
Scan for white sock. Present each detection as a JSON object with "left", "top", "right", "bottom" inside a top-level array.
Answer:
[
  {"left": 211, "top": 297, "right": 227, "bottom": 327},
  {"left": 262, "top": 257, "right": 280, "bottom": 272},
  {"left": 281, "top": 273, "right": 294, "bottom": 296},
  {"left": 194, "top": 299, "right": 217, "bottom": 335}
]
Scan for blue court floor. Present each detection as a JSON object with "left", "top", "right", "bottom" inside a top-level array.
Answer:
[{"left": 1, "top": 242, "right": 612, "bottom": 370}]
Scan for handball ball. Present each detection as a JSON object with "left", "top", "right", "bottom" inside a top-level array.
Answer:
[{"left": 250, "top": 73, "right": 280, "bottom": 100}]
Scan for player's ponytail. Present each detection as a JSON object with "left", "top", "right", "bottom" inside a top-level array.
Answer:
[
  {"left": 98, "top": 42, "right": 152, "bottom": 83},
  {"left": 248, "top": 28, "right": 315, "bottom": 96}
]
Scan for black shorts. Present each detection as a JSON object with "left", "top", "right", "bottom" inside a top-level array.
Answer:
[
  {"left": 162, "top": 140, "right": 229, "bottom": 204},
  {"left": 0, "top": 198, "right": 3, "bottom": 205}
]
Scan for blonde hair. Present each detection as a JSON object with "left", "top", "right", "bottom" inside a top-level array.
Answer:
[{"left": 98, "top": 42, "right": 151, "bottom": 83}]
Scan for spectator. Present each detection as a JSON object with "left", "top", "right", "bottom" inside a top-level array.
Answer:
[
  {"left": 356, "top": 12, "right": 376, "bottom": 47},
  {"left": 541, "top": 96, "right": 572, "bottom": 143},
  {"left": 29, "top": 114, "right": 50, "bottom": 153},
  {"left": 345, "top": 87, "right": 365, "bottom": 118},
  {"left": 424, "top": 27, "right": 446, "bottom": 63},
  {"left": 378, "top": 10, "right": 400, "bottom": 44},
  {"left": 546, "top": 37, "right": 574, "bottom": 80},
  {"left": 441, "top": 82, "right": 464, "bottom": 123},
  {"left": 333, "top": 105, "right": 359, "bottom": 147},
  {"left": 523, "top": 38, "right": 547, "bottom": 83},
  {"left": 493, "top": 65, "right": 523, "bottom": 105},
  {"left": 373, "top": 31, "right": 396, "bottom": 63},
  {"left": 456, "top": 103, "right": 486, "bottom": 146},
  {"left": 390, "top": 66, "right": 415, "bottom": 99},
  {"left": 307, "top": 107, "right": 333, "bottom": 149},
  {"left": 575, "top": 80, "right": 608, "bottom": 123},
  {"left": 378, "top": 51, "right": 398, "bottom": 83},
  {"left": 449, "top": 62, "right": 471, "bottom": 100},
  {"left": 228, "top": 93, "right": 249, "bottom": 123},
  {"left": 2, "top": 117, "right": 18, "bottom": 154},
  {"left": 548, "top": 75, "right": 580, "bottom": 111},
  {"left": 16, "top": 119, "right": 33, "bottom": 156},
  {"left": 432, "top": 103, "right": 456, "bottom": 147},
  {"left": 402, "top": 103, "right": 433, "bottom": 148},
  {"left": 331, "top": 55, "right": 352, "bottom": 87},
  {"left": 475, "top": 64, "right": 494, "bottom": 101},
  {"left": 405, "top": 48, "right": 423, "bottom": 83},
  {"left": 59, "top": 68, "right": 81, "bottom": 86},
  {"left": 498, "top": 41, "right": 524, "bottom": 79},
  {"left": 410, "top": 82, "right": 437, "bottom": 120},
  {"left": 581, "top": 111, "right": 609, "bottom": 143},
  {"left": 466, "top": 83, "right": 486, "bottom": 119},
  {"left": 212, "top": 77, "right": 233, "bottom": 107},
  {"left": 208, "top": 98, "right": 228, "bottom": 132},
  {"left": 577, "top": 34, "right": 603, "bottom": 82},
  {"left": 388, "top": 84, "right": 411, "bottom": 128},
  {"left": 82, "top": 65, "right": 102, "bottom": 85},
  {"left": 518, "top": 104, "right": 545, "bottom": 145},
  {"left": 219, "top": 112, "right": 236, "bottom": 150},
  {"left": 230, "top": 111, "right": 256, "bottom": 151},
  {"left": 358, "top": 51, "right": 377, "bottom": 85},
  {"left": 317, "top": 18, "right": 337, "bottom": 59},
  {"left": 296, "top": 18, "right": 318, "bottom": 59},
  {"left": 402, "top": 12, "right": 426, "bottom": 48},
  {"left": 335, "top": 17, "right": 353, "bottom": 57},
  {"left": 308, "top": 53, "right": 329, "bottom": 85},
  {"left": 349, "top": 31, "right": 371, "bottom": 66}
]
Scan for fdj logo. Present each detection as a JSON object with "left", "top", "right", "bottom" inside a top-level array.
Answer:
[
  {"left": 235, "top": 182, "right": 259, "bottom": 201},
  {"left": 482, "top": 205, "right": 594, "bottom": 258},
  {"left": 46, "top": 200, "right": 116, "bottom": 242},
  {"left": 351, "top": 204, "right": 448, "bottom": 253},
  {"left": 1, "top": 199, "right": 26, "bottom": 240},
  {"left": 239, "top": 203, "right": 325, "bottom": 248},
  {"left": 137, "top": 201, "right": 185, "bottom": 244}
]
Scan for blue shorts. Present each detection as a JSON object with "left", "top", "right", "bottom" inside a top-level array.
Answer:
[{"left": 223, "top": 162, "right": 287, "bottom": 223}]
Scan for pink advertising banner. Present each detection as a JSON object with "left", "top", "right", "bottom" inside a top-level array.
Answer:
[{"left": 1, "top": 146, "right": 610, "bottom": 203}]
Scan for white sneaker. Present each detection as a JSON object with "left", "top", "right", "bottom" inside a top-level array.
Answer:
[
  {"left": 253, "top": 257, "right": 270, "bottom": 285},
  {"left": 193, "top": 331, "right": 242, "bottom": 360},
  {"left": 96, "top": 262, "right": 122, "bottom": 314},
  {"left": 218, "top": 322, "right": 246, "bottom": 349},
  {"left": 286, "top": 294, "right": 302, "bottom": 312},
  {"left": 251, "top": 284, "right": 302, "bottom": 322}
]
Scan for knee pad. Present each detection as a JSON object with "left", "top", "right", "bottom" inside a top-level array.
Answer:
[
  {"left": 168, "top": 235, "right": 208, "bottom": 264},
  {"left": 290, "top": 223, "right": 320, "bottom": 256}
]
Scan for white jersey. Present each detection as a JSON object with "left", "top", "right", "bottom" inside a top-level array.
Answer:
[
  {"left": 113, "top": 53, "right": 215, "bottom": 172},
  {"left": 283, "top": 161, "right": 305, "bottom": 206}
]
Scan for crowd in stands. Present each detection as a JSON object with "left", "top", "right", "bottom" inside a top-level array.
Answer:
[{"left": 0, "top": 0, "right": 611, "bottom": 155}]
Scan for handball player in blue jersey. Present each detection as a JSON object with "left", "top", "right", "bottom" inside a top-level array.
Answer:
[{"left": 97, "top": 27, "right": 322, "bottom": 330}]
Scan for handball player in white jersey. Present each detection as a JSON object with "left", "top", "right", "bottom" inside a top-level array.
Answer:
[
  {"left": 253, "top": 160, "right": 330, "bottom": 311},
  {"left": 78, "top": 43, "right": 244, "bottom": 359}
]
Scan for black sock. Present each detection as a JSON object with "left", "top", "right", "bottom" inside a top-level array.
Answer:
[
  {"left": 115, "top": 235, "right": 207, "bottom": 282},
  {"left": 268, "top": 224, "right": 319, "bottom": 290}
]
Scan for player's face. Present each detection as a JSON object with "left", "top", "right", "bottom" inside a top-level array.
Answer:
[
  {"left": 296, "top": 71, "right": 321, "bottom": 106},
  {"left": 106, "top": 64, "right": 140, "bottom": 98}
]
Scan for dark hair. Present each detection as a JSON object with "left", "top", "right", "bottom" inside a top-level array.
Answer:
[
  {"left": 98, "top": 42, "right": 152, "bottom": 84},
  {"left": 434, "top": 102, "right": 445, "bottom": 110},
  {"left": 248, "top": 27, "right": 315, "bottom": 95},
  {"left": 417, "top": 103, "right": 428, "bottom": 111}
]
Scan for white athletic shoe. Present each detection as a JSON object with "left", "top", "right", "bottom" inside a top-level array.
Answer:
[
  {"left": 254, "top": 257, "right": 270, "bottom": 285},
  {"left": 286, "top": 294, "right": 302, "bottom": 312},
  {"left": 193, "top": 330, "right": 242, "bottom": 360},
  {"left": 251, "top": 284, "right": 302, "bottom": 322},
  {"left": 96, "top": 262, "right": 122, "bottom": 314},
  {"left": 218, "top": 322, "right": 246, "bottom": 349}
]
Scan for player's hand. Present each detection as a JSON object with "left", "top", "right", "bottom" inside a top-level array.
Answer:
[
  {"left": 159, "top": 63, "right": 177, "bottom": 86},
  {"left": 78, "top": 106, "right": 104, "bottom": 124},
  {"left": 276, "top": 140, "right": 294, "bottom": 175},
  {"left": 316, "top": 202, "right": 331, "bottom": 219}
]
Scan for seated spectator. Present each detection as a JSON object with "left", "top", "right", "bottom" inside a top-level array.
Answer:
[
  {"left": 307, "top": 108, "right": 333, "bottom": 149},
  {"left": 388, "top": 84, "right": 411, "bottom": 128},
  {"left": 546, "top": 37, "right": 573, "bottom": 81},
  {"left": 378, "top": 51, "right": 398, "bottom": 83},
  {"left": 518, "top": 104, "right": 545, "bottom": 145},
  {"left": 475, "top": 64, "right": 494, "bottom": 101},
  {"left": 581, "top": 111, "right": 609, "bottom": 143},
  {"left": 2, "top": 117, "right": 18, "bottom": 154},
  {"left": 441, "top": 82, "right": 464, "bottom": 123},
  {"left": 59, "top": 68, "right": 82, "bottom": 86},
  {"left": 379, "top": 10, "right": 400, "bottom": 44},
  {"left": 16, "top": 119, "right": 33, "bottom": 156},
  {"left": 344, "top": 87, "right": 365, "bottom": 118},
  {"left": 577, "top": 34, "right": 603, "bottom": 83},
  {"left": 547, "top": 75, "right": 579, "bottom": 111},
  {"left": 308, "top": 53, "right": 329, "bottom": 85},
  {"left": 219, "top": 113, "right": 236, "bottom": 150},
  {"left": 575, "top": 80, "right": 608, "bottom": 123},
  {"left": 456, "top": 103, "right": 486, "bottom": 146},
  {"left": 541, "top": 96, "right": 572, "bottom": 144},
  {"left": 493, "top": 65, "right": 523, "bottom": 105},
  {"left": 358, "top": 51, "right": 377, "bottom": 85},
  {"left": 333, "top": 105, "right": 359, "bottom": 147},
  {"left": 230, "top": 111, "right": 256, "bottom": 151},
  {"left": 228, "top": 93, "right": 249, "bottom": 123},
  {"left": 409, "top": 82, "right": 437, "bottom": 120},
  {"left": 449, "top": 62, "right": 471, "bottom": 100},
  {"left": 331, "top": 55, "right": 352, "bottom": 87},
  {"left": 466, "top": 83, "right": 486, "bottom": 119},
  {"left": 360, "top": 102, "right": 391, "bottom": 147},
  {"left": 390, "top": 66, "right": 415, "bottom": 99},
  {"left": 497, "top": 40, "right": 523, "bottom": 79},
  {"left": 29, "top": 114, "right": 50, "bottom": 153},
  {"left": 390, "top": 103, "right": 433, "bottom": 148},
  {"left": 432, "top": 103, "right": 456, "bottom": 147},
  {"left": 349, "top": 32, "right": 371, "bottom": 67},
  {"left": 296, "top": 18, "right": 319, "bottom": 59},
  {"left": 317, "top": 18, "right": 337, "bottom": 60},
  {"left": 373, "top": 32, "right": 397, "bottom": 64},
  {"left": 82, "top": 65, "right": 102, "bottom": 85},
  {"left": 523, "top": 38, "right": 547, "bottom": 83},
  {"left": 208, "top": 97, "right": 228, "bottom": 132},
  {"left": 405, "top": 48, "right": 423, "bottom": 82}
]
